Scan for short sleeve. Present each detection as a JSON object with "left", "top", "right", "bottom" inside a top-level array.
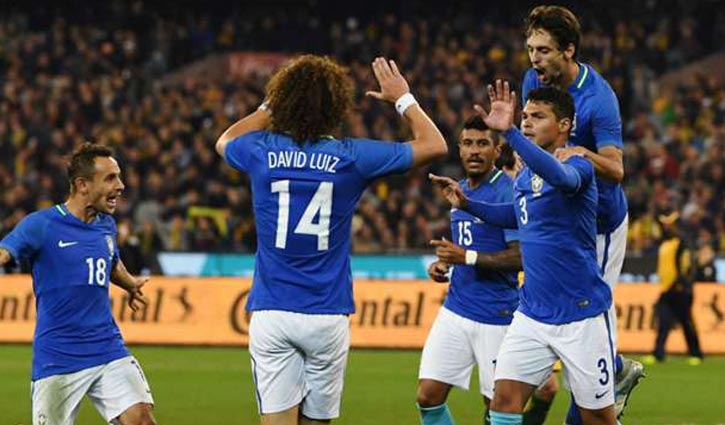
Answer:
[
  {"left": 224, "top": 130, "right": 266, "bottom": 172},
  {"left": 351, "top": 139, "right": 413, "bottom": 180},
  {"left": 592, "top": 89, "right": 623, "bottom": 150},
  {"left": 0, "top": 212, "right": 47, "bottom": 262},
  {"left": 564, "top": 156, "right": 595, "bottom": 193}
]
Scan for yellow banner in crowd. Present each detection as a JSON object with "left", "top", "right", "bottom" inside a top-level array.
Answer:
[{"left": 1, "top": 276, "right": 724, "bottom": 353}]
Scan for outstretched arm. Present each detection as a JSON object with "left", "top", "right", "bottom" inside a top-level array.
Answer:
[
  {"left": 429, "top": 174, "right": 518, "bottom": 228},
  {"left": 503, "top": 127, "right": 582, "bottom": 192}
]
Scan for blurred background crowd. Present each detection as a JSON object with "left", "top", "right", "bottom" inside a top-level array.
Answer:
[{"left": 0, "top": 0, "right": 723, "bottom": 275}]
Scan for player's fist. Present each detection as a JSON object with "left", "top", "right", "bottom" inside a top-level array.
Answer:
[
  {"left": 366, "top": 57, "right": 410, "bottom": 103},
  {"left": 427, "top": 260, "right": 450, "bottom": 283}
]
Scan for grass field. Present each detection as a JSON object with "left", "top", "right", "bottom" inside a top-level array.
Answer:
[{"left": 1, "top": 345, "right": 723, "bottom": 425}]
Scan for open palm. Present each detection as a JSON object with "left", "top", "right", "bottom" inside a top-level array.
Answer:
[{"left": 474, "top": 79, "right": 516, "bottom": 132}]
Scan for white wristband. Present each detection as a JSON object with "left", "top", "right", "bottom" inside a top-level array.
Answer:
[
  {"left": 465, "top": 250, "right": 478, "bottom": 266},
  {"left": 395, "top": 93, "right": 417, "bottom": 116}
]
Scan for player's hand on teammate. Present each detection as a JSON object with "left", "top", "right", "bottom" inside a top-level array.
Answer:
[
  {"left": 428, "top": 173, "right": 468, "bottom": 208},
  {"left": 366, "top": 57, "right": 410, "bottom": 103},
  {"left": 430, "top": 239, "right": 467, "bottom": 266},
  {"left": 554, "top": 146, "right": 587, "bottom": 163},
  {"left": 427, "top": 260, "right": 450, "bottom": 283},
  {"left": 473, "top": 79, "right": 517, "bottom": 132},
  {"left": 127, "top": 277, "right": 150, "bottom": 312}
]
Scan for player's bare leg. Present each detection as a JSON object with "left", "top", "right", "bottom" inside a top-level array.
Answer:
[
  {"left": 112, "top": 402, "right": 156, "bottom": 425},
  {"left": 260, "top": 406, "right": 299, "bottom": 425},
  {"left": 523, "top": 374, "right": 558, "bottom": 425},
  {"left": 417, "top": 379, "right": 454, "bottom": 424},
  {"left": 299, "top": 412, "right": 331, "bottom": 425},
  {"left": 489, "top": 379, "right": 536, "bottom": 424},
  {"left": 578, "top": 405, "right": 616, "bottom": 425}
]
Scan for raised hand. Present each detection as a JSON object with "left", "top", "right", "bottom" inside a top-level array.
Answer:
[
  {"left": 473, "top": 79, "right": 517, "bottom": 132},
  {"left": 554, "top": 146, "right": 587, "bottom": 163},
  {"left": 366, "top": 57, "right": 410, "bottom": 103},
  {"left": 429, "top": 173, "right": 468, "bottom": 208}
]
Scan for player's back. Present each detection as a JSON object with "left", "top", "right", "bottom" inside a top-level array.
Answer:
[
  {"left": 224, "top": 130, "right": 412, "bottom": 314},
  {"left": 0, "top": 205, "right": 129, "bottom": 380},
  {"left": 522, "top": 64, "right": 628, "bottom": 234},
  {"left": 446, "top": 171, "right": 519, "bottom": 325},
  {"left": 513, "top": 157, "right": 611, "bottom": 324}
]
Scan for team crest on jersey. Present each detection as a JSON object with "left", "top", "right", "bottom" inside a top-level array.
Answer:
[
  {"left": 106, "top": 235, "right": 115, "bottom": 257},
  {"left": 531, "top": 174, "right": 544, "bottom": 194}
]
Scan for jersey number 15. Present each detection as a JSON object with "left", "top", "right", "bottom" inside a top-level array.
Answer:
[{"left": 272, "top": 180, "right": 333, "bottom": 251}]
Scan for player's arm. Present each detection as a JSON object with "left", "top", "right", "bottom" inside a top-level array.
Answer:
[
  {"left": 215, "top": 108, "right": 272, "bottom": 160},
  {"left": 111, "top": 259, "right": 150, "bottom": 312},
  {"left": 429, "top": 174, "right": 519, "bottom": 228},
  {"left": 557, "top": 145, "right": 623, "bottom": 183},
  {"left": 503, "top": 127, "right": 584, "bottom": 192},
  {"left": 0, "top": 247, "right": 12, "bottom": 266},
  {"left": 366, "top": 57, "right": 447, "bottom": 167},
  {"left": 431, "top": 239, "right": 522, "bottom": 271}
]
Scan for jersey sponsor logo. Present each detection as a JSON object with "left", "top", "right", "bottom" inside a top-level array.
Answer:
[
  {"left": 595, "top": 390, "right": 609, "bottom": 399},
  {"left": 57, "top": 240, "right": 78, "bottom": 248},
  {"left": 531, "top": 174, "right": 543, "bottom": 195}
]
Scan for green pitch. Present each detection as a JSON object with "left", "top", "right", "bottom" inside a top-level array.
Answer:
[{"left": 1, "top": 345, "right": 723, "bottom": 424}]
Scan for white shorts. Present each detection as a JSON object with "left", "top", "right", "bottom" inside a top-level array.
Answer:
[
  {"left": 597, "top": 213, "right": 628, "bottom": 348},
  {"left": 418, "top": 306, "right": 508, "bottom": 399},
  {"left": 31, "top": 356, "right": 154, "bottom": 425},
  {"left": 494, "top": 311, "right": 616, "bottom": 410},
  {"left": 249, "top": 310, "right": 350, "bottom": 420}
]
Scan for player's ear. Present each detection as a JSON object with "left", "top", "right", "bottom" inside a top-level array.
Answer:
[
  {"left": 559, "top": 117, "right": 572, "bottom": 134},
  {"left": 73, "top": 177, "right": 89, "bottom": 195},
  {"left": 563, "top": 43, "right": 575, "bottom": 61}
]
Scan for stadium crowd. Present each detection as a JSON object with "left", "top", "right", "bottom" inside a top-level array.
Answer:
[{"left": 0, "top": 1, "right": 723, "bottom": 273}]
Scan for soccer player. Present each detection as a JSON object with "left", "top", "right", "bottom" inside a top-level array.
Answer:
[
  {"left": 521, "top": 6, "right": 644, "bottom": 420},
  {"left": 215, "top": 55, "right": 447, "bottom": 425},
  {"left": 431, "top": 82, "right": 616, "bottom": 425},
  {"left": 418, "top": 115, "right": 521, "bottom": 425},
  {"left": 0, "top": 143, "right": 156, "bottom": 425}
]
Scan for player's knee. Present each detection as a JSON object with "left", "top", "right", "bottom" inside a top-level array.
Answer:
[
  {"left": 491, "top": 391, "right": 519, "bottom": 413},
  {"left": 416, "top": 383, "right": 446, "bottom": 407}
]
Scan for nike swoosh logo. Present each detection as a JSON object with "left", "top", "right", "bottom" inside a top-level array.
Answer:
[
  {"left": 595, "top": 390, "right": 609, "bottom": 399},
  {"left": 58, "top": 241, "right": 79, "bottom": 248}
]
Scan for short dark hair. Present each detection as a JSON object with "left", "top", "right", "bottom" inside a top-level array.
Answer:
[
  {"left": 68, "top": 142, "right": 114, "bottom": 192},
  {"left": 462, "top": 115, "right": 500, "bottom": 144},
  {"left": 525, "top": 6, "right": 581, "bottom": 59},
  {"left": 526, "top": 87, "right": 575, "bottom": 122},
  {"left": 265, "top": 55, "right": 353, "bottom": 144}
]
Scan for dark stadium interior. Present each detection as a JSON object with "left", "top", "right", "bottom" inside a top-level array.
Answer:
[{"left": 0, "top": 0, "right": 723, "bottom": 275}]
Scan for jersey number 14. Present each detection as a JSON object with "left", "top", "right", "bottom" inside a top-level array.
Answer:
[{"left": 272, "top": 180, "right": 333, "bottom": 251}]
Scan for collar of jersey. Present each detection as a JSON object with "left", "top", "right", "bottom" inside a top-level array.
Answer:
[
  {"left": 570, "top": 62, "right": 589, "bottom": 91},
  {"left": 465, "top": 168, "right": 502, "bottom": 191},
  {"left": 56, "top": 203, "right": 100, "bottom": 225}
]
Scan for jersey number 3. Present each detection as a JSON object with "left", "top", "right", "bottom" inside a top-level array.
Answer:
[{"left": 272, "top": 180, "right": 333, "bottom": 251}]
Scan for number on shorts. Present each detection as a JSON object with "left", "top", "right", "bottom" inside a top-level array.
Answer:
[{"left": 597, "top": 357, "right": 609, "bottom": 385}]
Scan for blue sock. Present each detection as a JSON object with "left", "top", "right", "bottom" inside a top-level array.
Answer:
[
  {"left": 565, "top": 395, "right": 583, "bottom": 425},
  {"left": 418, "top": 403, "right": 455, "bottom": 425},
  {"left": 489, "top": 410, "right": 523, "bottom": 425},
  {"left": 615, "top": 354, "right": 624, "bottom": 377}
]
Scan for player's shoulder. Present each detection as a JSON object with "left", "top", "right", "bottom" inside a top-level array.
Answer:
[
  {"left": 564, "top": 155, "right": 595, "bottom": 177},
  {"left": 94, "top": 213, "right": 118, "bottom": 232},
  {"left": 23, "top": 206, "right": 57, "bottom": 225},
  {"left": 581, "top": 63, "right": 618, "bottom": 101}
]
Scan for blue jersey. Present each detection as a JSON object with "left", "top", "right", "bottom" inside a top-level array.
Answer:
[
  {"left": 225, "top": 130, "right": 413, "bottom": 314},
  {"left": 523, "top": 63, "right": 628, "bottom": 234},
  {"left": 445, "top": 169, "right": 519, "bottom": 325},
  {"left": 0, "top": 205, "right": 128, "bottom": 380},
  {"left": 513, "top": 157, "right": 611, "bottom": 324}
]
